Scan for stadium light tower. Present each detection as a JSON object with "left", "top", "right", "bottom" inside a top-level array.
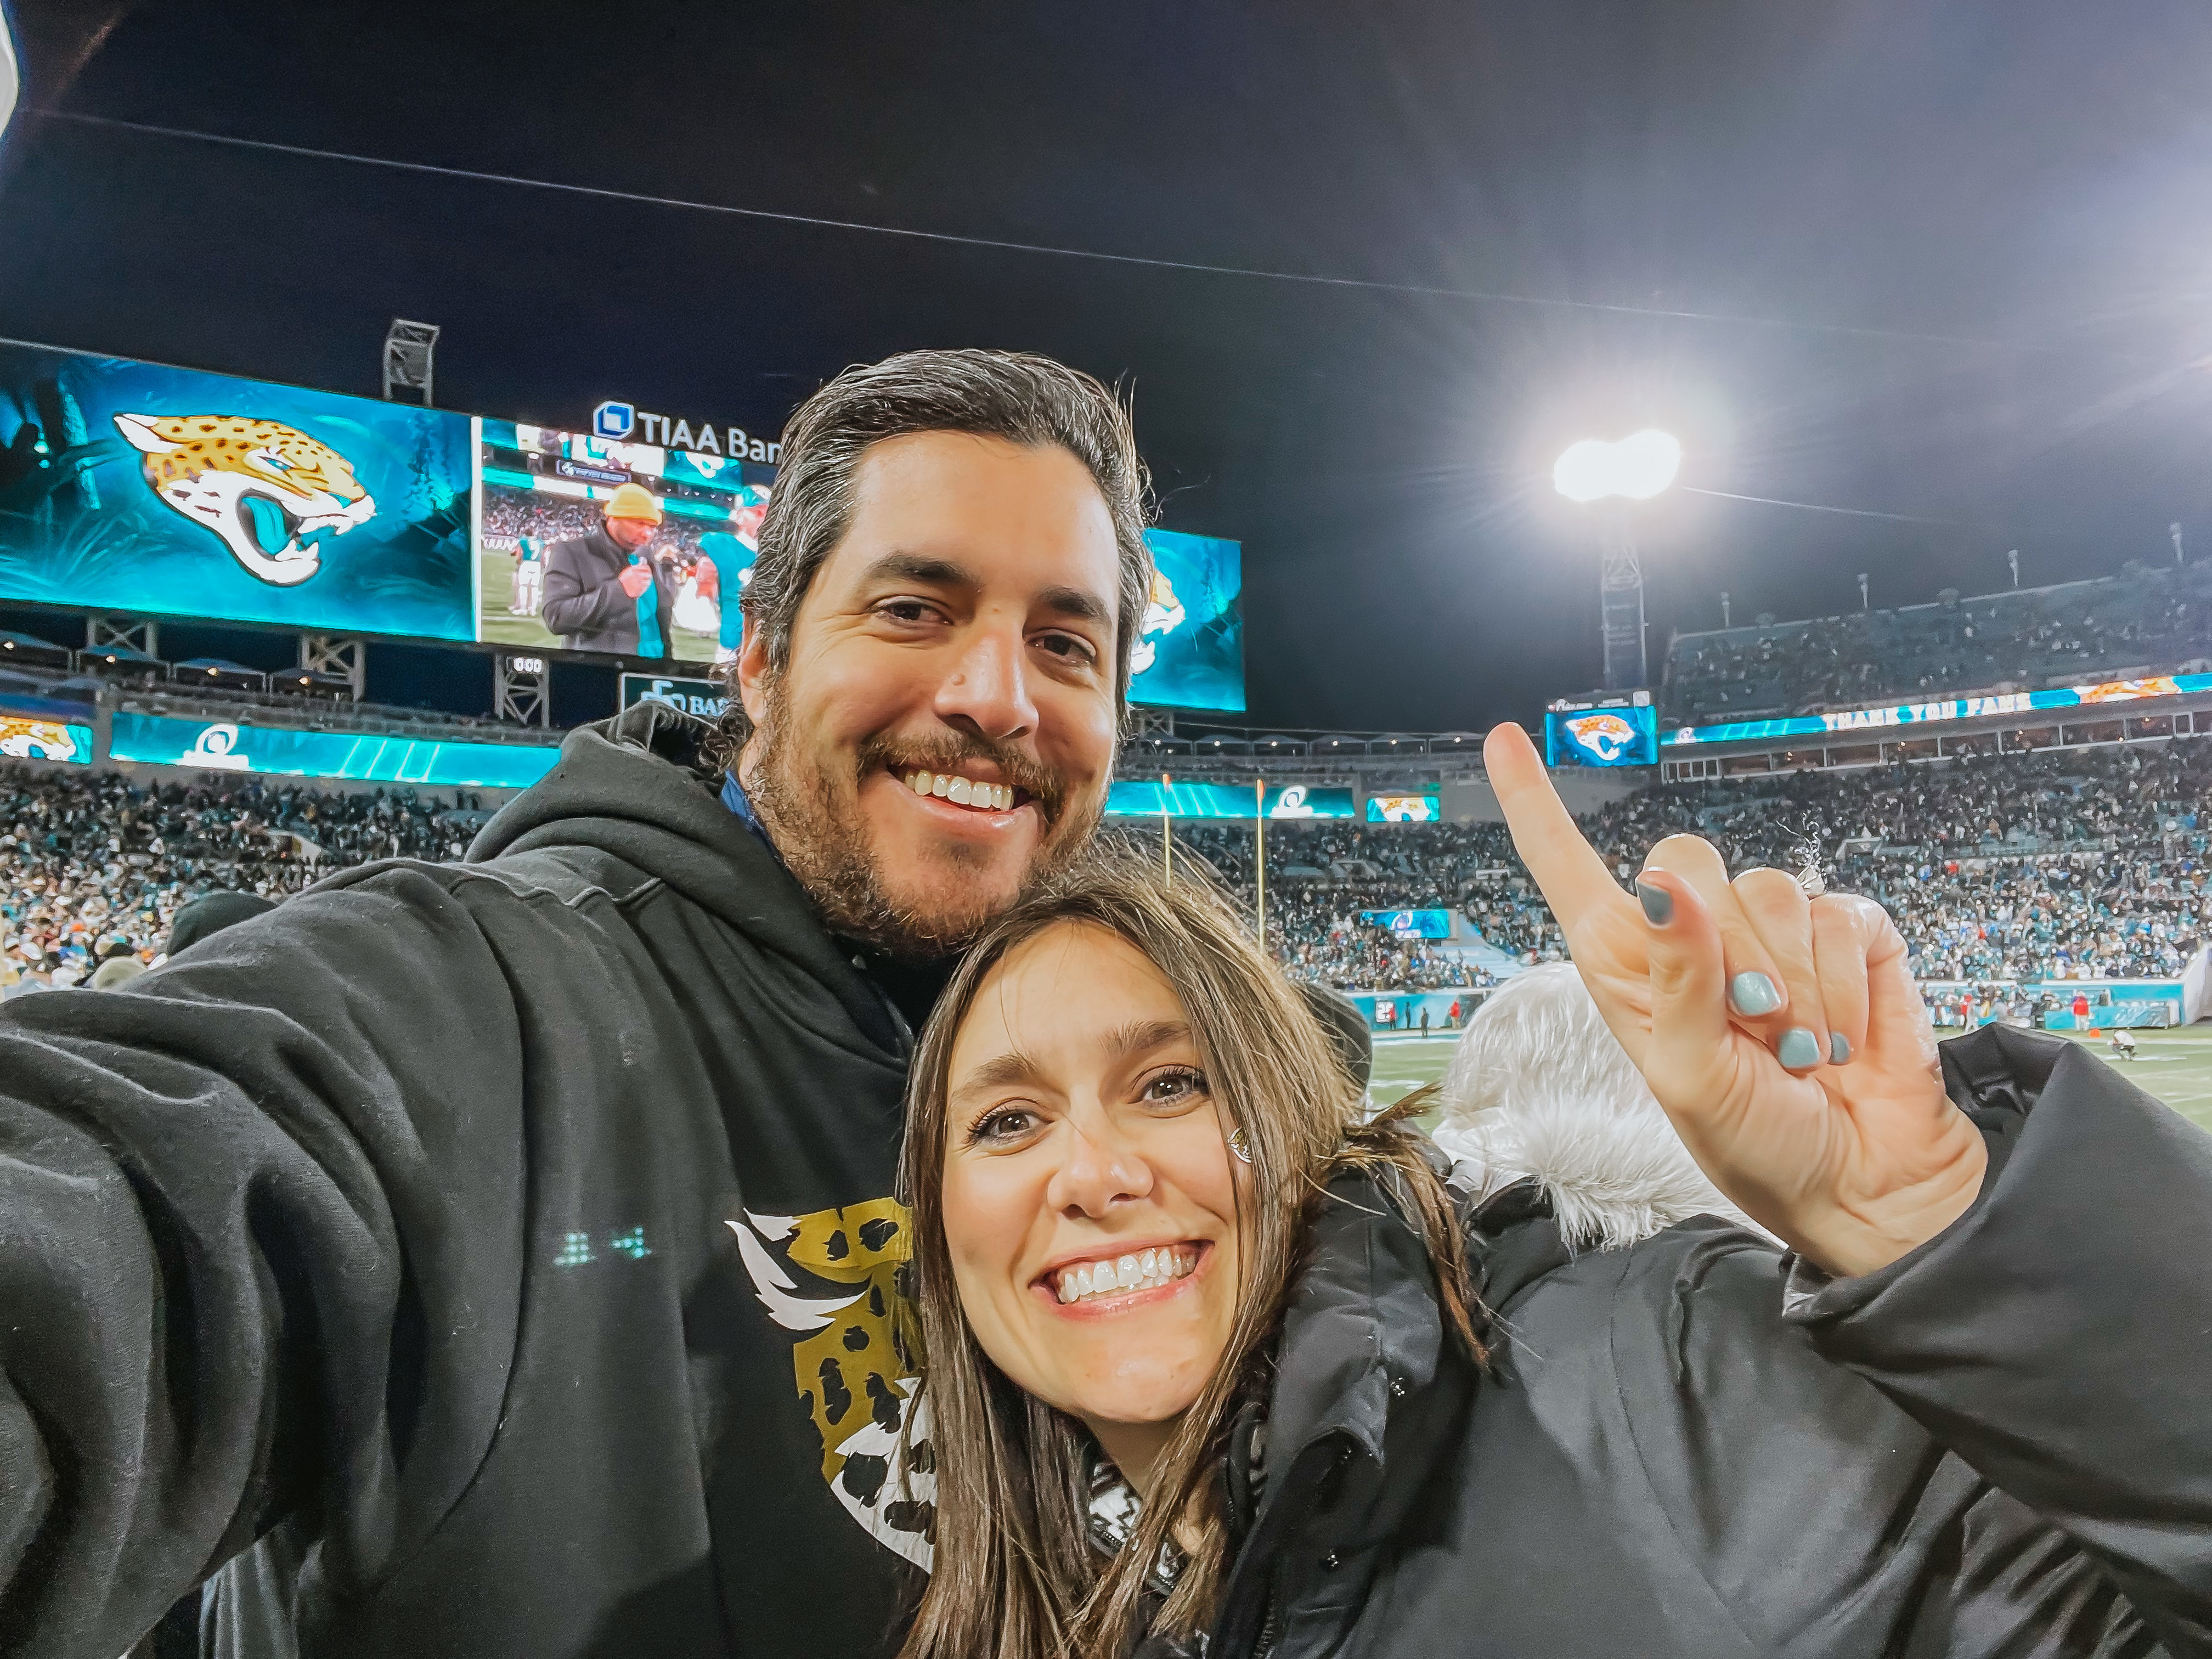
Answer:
[{"left": 1554, "top": 430, "right": 1680, "bottom": 690}]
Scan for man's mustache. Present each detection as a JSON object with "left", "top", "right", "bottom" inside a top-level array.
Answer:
[{"left": 857, "top": 733, "right": 1069, "bottom": 826}]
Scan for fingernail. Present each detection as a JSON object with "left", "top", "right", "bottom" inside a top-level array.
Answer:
[
  {"left": 1729, "top": 971, "right": 1782, "bottom": 1017},
  {"left": 1829, "top": 1031, "right": 1852, "bottom": 1065},
  {"left": 1635, "top": 881, "right": 1673, "bottom": 927},
  {"left": 1778, "top": 1026, "right": 1822, "bottom": 1070}
]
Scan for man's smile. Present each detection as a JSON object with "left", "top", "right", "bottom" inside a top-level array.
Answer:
[{"left": 901, "top": 768, "right": 1025, "bottom": 814}]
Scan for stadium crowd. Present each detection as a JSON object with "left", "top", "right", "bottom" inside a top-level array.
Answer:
[
  {"left": 1664, "top": 561, "right": 2212, "bottom": 722},
  {"left": 0, "top": 763, "right": 479, "bottom": 993},
  {"left": 8, "top": 735, "right": 2212, "bottom": 1005},
  {"left": 1155, "top": 736, "right": 2212, "bottom": 998}
]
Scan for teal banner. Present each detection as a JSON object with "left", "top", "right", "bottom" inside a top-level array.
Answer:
[
  {"left": 109, "top": 712, "right": 560, "bottom": 789},
  {"left": 1666, "top": 672, "right": 2212, "bottom": 748},
  {"left": 1107, "top": 781, "right": 1355, "bottom": 819}
]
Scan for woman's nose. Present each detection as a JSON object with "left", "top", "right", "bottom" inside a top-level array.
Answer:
[{"left": 1047, "top": 1122, "right": 1154, "bottom": 1218}]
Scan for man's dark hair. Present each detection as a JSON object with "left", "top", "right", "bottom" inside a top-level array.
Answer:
[{"left": 715, "top": 349, "right": 1153, "bottom": 757}]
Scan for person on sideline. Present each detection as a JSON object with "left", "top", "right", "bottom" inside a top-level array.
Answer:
[{"left": 538, "top": 481, "right": 679, "bottom": 657}]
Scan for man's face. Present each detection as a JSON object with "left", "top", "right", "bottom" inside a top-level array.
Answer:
[
  {"left": 606, "top": 515, "right": 656, "bottom": 551},
  {"left": 737, "top": 432, "right": 1122, "bottom": 958}
]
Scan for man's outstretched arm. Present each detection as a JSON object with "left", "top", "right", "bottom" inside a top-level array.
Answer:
[{"left": 0, "top": 869, "right": 528, "bottom": 1658}]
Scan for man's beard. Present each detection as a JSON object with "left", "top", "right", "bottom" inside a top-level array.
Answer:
[{"left": 742, "top": 697, "right": 1103, "bottom": 962}]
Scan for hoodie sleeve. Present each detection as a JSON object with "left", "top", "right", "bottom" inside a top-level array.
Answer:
[
  {"left": 1785, "top": 1025, "right": 2212, "bottom": 1654},
  {"left": 0, "top": 868, "right": 527, "bottom": 1659}
]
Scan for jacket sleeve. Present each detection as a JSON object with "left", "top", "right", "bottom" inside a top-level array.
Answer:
[
  {"left": 1786, "top": 1024, "right": 2212, "bottom": 1654},
  {"left": 0, "top": 869, "right": 527, "bottom": 1659},
  {"left": 538, "top": 540, "right": 629, "bottom": 638}
]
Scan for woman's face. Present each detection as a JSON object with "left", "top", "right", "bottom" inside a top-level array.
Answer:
[{"left": 939, "top": 921, "right": 1245, "bottom": 1437}]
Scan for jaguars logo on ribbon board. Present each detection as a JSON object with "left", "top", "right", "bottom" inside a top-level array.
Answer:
[{"left": 729, "top": 1200, "right": 937, "bottom": 1568}]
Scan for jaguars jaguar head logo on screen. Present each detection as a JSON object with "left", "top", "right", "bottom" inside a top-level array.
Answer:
[
  {"left": 112, "top": 413, "right": 376, "bottom": 586},
  {"left": 1565, "top": 711, "right": 1638, "bottom": 764}
]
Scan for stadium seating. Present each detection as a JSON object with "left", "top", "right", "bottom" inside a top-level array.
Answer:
[
  {"left": 9, "top": 733, "right": 2212, "bottom": 1003},
  {"left": 1, "top": 763, "right": 481, "bottom": 989},
  {"left": 1664, "top": 561, "right": 2212, "bottom": 723},
  {"left": 1152, "top": 736, "right": 2212, "bottom": 995}
]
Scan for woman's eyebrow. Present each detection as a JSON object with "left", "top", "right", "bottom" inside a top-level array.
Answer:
[
  {"left": 1104, "top": 1019, "right": 1192, "bottom": 1063},
  {"left": 956, "top": 1049, "right": 1043, "bottom": 1094}
]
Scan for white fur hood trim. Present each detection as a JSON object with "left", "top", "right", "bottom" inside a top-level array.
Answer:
[{"left": 1427, "top": 964, "right": 1777, "bottom": 1252}]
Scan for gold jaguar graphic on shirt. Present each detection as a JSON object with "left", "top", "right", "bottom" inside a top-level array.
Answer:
[
  {"left": 112, "top": 413, "right": 376, "bottom": 587},
  {"left": 729, "top": 1199, "right": 937, "bottom": 1569}
]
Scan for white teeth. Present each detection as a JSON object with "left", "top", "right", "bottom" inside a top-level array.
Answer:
[
  {"left": 1054, "top": 1246, "right": 1198, "bottom": 1306},
  {"left": 904, "top": 770, "right": 1015, "bottom": 810}
]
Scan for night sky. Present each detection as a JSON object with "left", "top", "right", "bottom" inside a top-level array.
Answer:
[{"left": 7, "top": 0, "right": 2212, "bottom": 732}]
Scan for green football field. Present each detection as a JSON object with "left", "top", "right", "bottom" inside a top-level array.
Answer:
[{"left": 1373, "top": 1026, "right": 2212, "bottom": 1136}]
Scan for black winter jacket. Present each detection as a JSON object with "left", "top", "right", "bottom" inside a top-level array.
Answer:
[
  {"left": 538, "top": 527, "right": 678, "bottom": 655},
  {"left": 0, "top": 704, "right": 930, "bottom": 1659},
  {"left": 1180, "top": 1025, "right": 2212, "bottom": 1658}
]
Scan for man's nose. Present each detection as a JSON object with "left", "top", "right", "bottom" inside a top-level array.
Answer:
[
  {"left": 1048, "top": 1120, "right": 1154, "bottom": 1219},
  {"left": 933, "top": 614, "right": 1037, "bottom": 743}
]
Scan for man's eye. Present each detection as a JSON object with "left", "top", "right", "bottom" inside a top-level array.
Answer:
[
  {"left": 877, "top": 600, "right": 942, "bottom": 625},
  {"left": 1034, "top": 632, "right": 1099, "bottom": 666}
]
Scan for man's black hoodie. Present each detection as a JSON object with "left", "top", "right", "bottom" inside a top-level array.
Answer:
[{"left": 0, "top": 703, "right": 933, "bottom": 1659}]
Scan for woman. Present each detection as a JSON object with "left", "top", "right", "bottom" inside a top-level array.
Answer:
[{"left": 893, "top": 729, "right": 2212, "bottom": 1659}]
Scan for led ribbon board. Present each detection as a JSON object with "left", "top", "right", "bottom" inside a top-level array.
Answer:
[
  {"left": 1664, "top": 674, "right": 2212, "bottom": 748},
  {"left": 1106, "top": 781, "right": 1353, "bottom": 819},
  {"left": 109, "top": 713, "right": 561, "bottom": 789}
]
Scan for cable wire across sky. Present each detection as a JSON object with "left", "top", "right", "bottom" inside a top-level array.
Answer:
[{"left": 29, "top": 107, "right": 2135, "bottom": 363}]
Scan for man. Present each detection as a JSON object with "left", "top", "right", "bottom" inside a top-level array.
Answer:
[
  {"left": 0, "top": 349, "right": 1152, "bottom": 1659},
  {"left": 509, "top": 531, "right": 544, "bottom": 617},
  {"left": 538, "top": 481, "right": 679, "bottom": 657}
]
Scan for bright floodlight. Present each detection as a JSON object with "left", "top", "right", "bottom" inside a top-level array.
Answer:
[{"left": 1553, "top": 428, "right": 1681, "bottom": 503}]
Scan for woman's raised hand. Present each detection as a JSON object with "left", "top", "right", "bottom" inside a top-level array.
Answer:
[{"left": 1482, "top": 723, "right": 1987, "bottom": 1277}]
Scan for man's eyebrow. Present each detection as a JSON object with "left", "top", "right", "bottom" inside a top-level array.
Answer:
[
  {"left": 1035, "top": 584, "right": 1114, "bottom": 630},
  {"left": 859, "top": 552, "right": 977, "bottom": 590}
]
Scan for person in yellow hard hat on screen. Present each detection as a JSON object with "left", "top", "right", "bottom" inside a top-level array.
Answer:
[{"left": 539, "top": 480, "right": 677, "bottom": 658}]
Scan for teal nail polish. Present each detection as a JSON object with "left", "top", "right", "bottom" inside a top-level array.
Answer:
[
  {"left": 1729, "top": 971, "right": 1782, "bottom": 1017},
  {"left": 1635, "top": 881, "right": 1673, "bottom": 926},
  {"left": 1778, "top": 1026, "right": 1821, "bottom": 1070},
  {"left": 1829, "top": 1031, "right": 1852, "bottom": 1065}
]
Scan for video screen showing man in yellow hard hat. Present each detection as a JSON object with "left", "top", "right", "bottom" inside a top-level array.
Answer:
[{"left": 538, "top": 481, "right": 675, "bottom": 658}]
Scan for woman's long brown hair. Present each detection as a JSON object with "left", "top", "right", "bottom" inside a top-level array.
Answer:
[{"left": 895, "top": 848, "right": 1477, "bottom": 1659}]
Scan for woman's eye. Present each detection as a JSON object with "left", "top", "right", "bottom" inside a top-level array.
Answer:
[
  {"left": 968, "top": 1107, "right": 1039, "bottom": 1145},
  {"left": 1139, "top": 1067, "right": 1207, "bottom": 1105}
]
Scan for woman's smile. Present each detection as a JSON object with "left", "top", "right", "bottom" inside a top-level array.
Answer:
[{"left": 1040, "top": 1240, "right": 1207, "bottom": 1309}]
